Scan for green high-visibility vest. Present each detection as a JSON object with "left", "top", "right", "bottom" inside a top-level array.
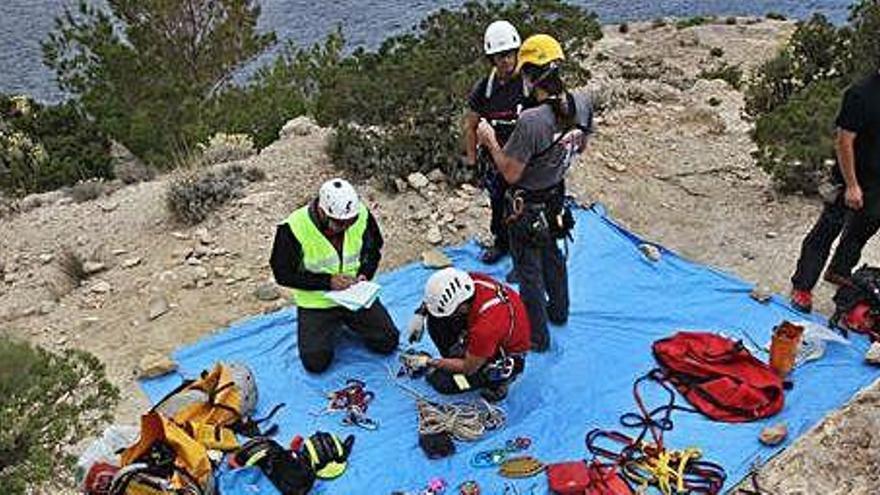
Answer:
[{"left": 286, "top": 205, "right": 369, "bottom": 309}]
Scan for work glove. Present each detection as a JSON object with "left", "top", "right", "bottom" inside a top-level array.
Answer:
[{"left": 407, "top": 312, "right": 427, "bottom": 344}]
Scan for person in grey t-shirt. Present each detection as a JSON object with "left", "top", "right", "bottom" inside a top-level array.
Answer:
[{"left": 477, "top": 34, "right": 593, "bottom": 352}]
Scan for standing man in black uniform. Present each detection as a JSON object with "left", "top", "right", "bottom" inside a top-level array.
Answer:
[
  {"left": 463, "top": 20, "right": 527, "bottom": 266},
  {"left": 790, "top": 67, "right": 880, "bottom": 313}
]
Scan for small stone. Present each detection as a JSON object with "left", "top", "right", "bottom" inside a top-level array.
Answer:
[
  {"left": 639, "top": 243, "right": 661, "bottom": 262},
  {"left": 170, "top": 231, "right": 189, "bottom": 240},
  {"left": 83, "top": 261, "right": 106, "bottom": 275},
  {"left": 441, "top": 213, "right": 455, "bottom": 225},
  {"left": 56, "top": 335, "right": 68, "bottom": 346},
  {"left": 99, "top": 201, "right": 118, "bottom": 212},
  {"left": 254, "top": 282, "right": 281, "bottom": 301},
  {"left": 459, "top": 183, "right": 478, "bottom": 195},
  {"left": 195, "top": 227, "right": 213, "bottom": 245},
  {"left": 39, "top": 301, "right": 56, "bottom": 315},
  {"left": 742, "top": 251, "right": 756, "bottom": 261},
  {"left": 138, "top": 353, "right": 178, "bottom": 379},
  {"left": 605, "top": 161, "right": 628, "bottom": 173},
  {"left": 422, "top": 249, "right": 452, "bottom": 268},
  {"left": 148, "top": 295, "right": 170, "bottom": 320},
  {"left": 214, "top": 266, "right": 230, "bottom": 278},
  {"left": 451, "top": 199, "right": 469, "bottom": 213},
  {"left": 89, "top": 280, "right": 111, "bottom": 294},
  {"left": 865, "top": 342, "right": 880, "bottom": 365},
  {"left": 122, "top": 257, "right": 142, "bottom": 268},
  {"left": 39, "top": 253, "right": 54, "bottom": 264},
  {"left": 232, "top": 267, "right": 250, "bottom": 282},
  {"left": 414, "top": 208, "right": 431, "bottom": 221},
  {"left": 192, "top": 244, "right": 210, "bottom": 258},
  {"left": 3, "top": 273, "right": 14, "bottom": 284},
  {"left": 750, "top": 285, "right": 773, "bottom": 304},
  {"left": 407, "top": 172, "right": 430, "bottom": 190},
  {"left": 759, "top": 422, "right": 788, "bottom": 446},
  {"left": 394, "top": 177, "right": 409, "bottom": 193},
  {"left": 427, "top": 168, "right": 446, "bottom": 183},
  {"left": 185, "top": 256, "right": 202, "bottom": 266},
  {"left": 112, "top": 248, "right": 129, "bottom": 256},
  {"left": 192, "top": 266, "right": 210, "bottom": 280},
  {"left": 426, "top": 226, "right": 443, "bottom": 245},
  {"left": 18, "top": 306, "right": 37, "bottom": 318},
  {"left": 765, "top": 231, "right": 779, "bottom": 239}
]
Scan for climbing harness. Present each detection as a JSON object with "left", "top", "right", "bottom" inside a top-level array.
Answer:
[
  {"left": 470, "top": 436, "right": 532, "bottom": 468},
  {"left": 584, "top": 372, "right": 726, "bottom": 494},
  {"left": 320, "top": 379, "right": 379, "bottom": 430}
]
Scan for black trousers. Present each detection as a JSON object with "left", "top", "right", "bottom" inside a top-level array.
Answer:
[
  {"left": 297, "top": 301, "right": 399, "bottom": 373},
  {"left": 489, "top": 178, "right": 510, "bottom": 251},
  {"left": 792, "top": 196, "right": 880, "bottom": 291}
]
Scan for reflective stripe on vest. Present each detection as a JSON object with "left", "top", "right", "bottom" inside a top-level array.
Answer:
[{"left": 286, "top": 205, "right": 369, "bottom": 309}]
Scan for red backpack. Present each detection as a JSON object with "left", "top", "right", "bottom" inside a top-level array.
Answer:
[{"left": 652, "top": 332, "right": 784, "bottom": 422}]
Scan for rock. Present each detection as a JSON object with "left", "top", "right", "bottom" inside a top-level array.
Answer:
[
  {"left": 604, "top": 161, "right": 628, "bottom": 173},
  {"left": 38, "top": 253, "right": 54, "bottom": 264},
  {"left": 122, "top": 257, "right": 142, "bottom": 268},
  {"left": 759, "top": 422, "right": 788, "bottom": 446},
  {"left": 426, "top": 226, "right": 443, "bottom": 245},
  {"left": 99, "top": 201, "right": 118, "bottom": 212},
  {"left": 89, "top": 280, "right": 111, "bottom": 294},
  {"left": 195, "top": 227, "right": 214, "bottom": 245},
  {"left": 3, "top": 272, "right": 14, "bottom": 284},
  {"left": 427, "top": 168, "right": 446, "bottom": 183},
  {"left": 766, "top": 231, "right": 779, "bottom": 239},
  {"left": 422, "top": 249, "right": 452, "bottom": 269},
  {"left": 170, "top": 231, "right": 189, "bottom": 240},
  {"left": 280, "top": 116, "right": 320, "bottom": 138},
  {"left": 865, "top": 342, "right": 880, "bottom": 365},
  {"left": 39, "top": 301, "right": 56, "bottom": 315},
  {"left": 414, "top": 208, "right": 431, "bottom": 221},
  {"left": 83, "top": 261, "right": 106, "bottom": 275},
  {"left": 750, "top": 285, "right": 773, "bottom": 304},
  {"left": 191, "top": 266, "right": 210, "bottom": 280},
  {"left": 451, "top": 199, "right": 469, "bottom": 213},
  {"left": 393, "top": 177, "right": 409, "bottom": 193},
  {"left": 148, "top": 295, "right": 170, "bottom": 320},
  {"left": 639, "top": 243, "right": 662, "bottom": 262},
  {"left": 254, "top": 282, "right": 281, "bottom": 301},
  {"left": 459, "top": 183, "right": 478, "bottom": 195},
  {"left": 112, "top": 248, "right": 129, "bottom": 256},
  {"left": 192, "top": 244, "right": 210, "bottom": 258},
  {"left": 214, "top": 266, "right": 230, "bottom": 278},
  {"left": 232, "top": 267, "right": 250, "bottom": 282},
  {"left": 407, "top": 172, "right": 430, "bottom": 190},
  {"left": 137, "top": 352, "right": 178, "bottom": 379},
  {"left": 441, "top": 213, "right": 455, "bottom": 225}
]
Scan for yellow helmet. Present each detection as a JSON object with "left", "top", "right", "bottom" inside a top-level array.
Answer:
[{"left": 516, "top": 34, "right": 565, "bottom": 72}]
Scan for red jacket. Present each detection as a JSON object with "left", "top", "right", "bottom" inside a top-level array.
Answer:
[{"left": 466, "top": 273, "right": 531, "bottom": 358}]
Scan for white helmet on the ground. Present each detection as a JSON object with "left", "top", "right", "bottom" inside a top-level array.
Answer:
[
  {"left": 484, "top": 20, "right": 521, "bottom": 55},
  {"left": 424, "top": 267, "right": 475, "bottom": 318},
  {"left": 318, "top": 178, "right": 360, "bottom": 220}
]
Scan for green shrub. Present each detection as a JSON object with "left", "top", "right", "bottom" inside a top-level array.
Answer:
[
  {"left": 619, "top": 23, "right": 630, "bottom": 34},
  {"left": 651, "top": 18, "right": 668, "bottom": 29},
  {"left": 166, "top": 164, "right": 259, "bottom": 224},
  {"left": 676, "top": 16, "right": 711, "bottom": 29},
  {"left": 114, "top": 160, "right": 156, "bottom": 185},
  {"left": 709, "top": 47, "right": 724, "bottom": 58},
  {"left": 752, "top": 79, "right": 843, "bottom": 194},
  {"left": 66, "top": 179, "right": 106, "bottom": 203},
  {"left": 747, "top": 1, "right": 880, "bottom": 194},
  {"left": 43, "top": 0, "right": 276, "bottom": 168},
  {"left": 0, "top": 95, "right": 112, "bottom": 196},
  {"left": 698, "top": 62, "right": 743, "bottom": 89},
  {"left": 0, "top": 337, "right": 119, "bottom": 493},
  {"left": 311, "top": 0, "right": 601, "bottom": 188}
]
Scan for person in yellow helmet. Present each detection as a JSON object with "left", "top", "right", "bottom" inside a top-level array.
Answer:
[{"left": 477, "top": 34, "right": 594, "bottom": 352}]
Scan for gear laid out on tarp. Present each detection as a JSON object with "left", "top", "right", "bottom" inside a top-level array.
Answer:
[
  {"left": 141, "top": 205, "right": 880, "bottom": 494},
  {"left": 317, "top": 379, "right": 378, "bottom": 430}
]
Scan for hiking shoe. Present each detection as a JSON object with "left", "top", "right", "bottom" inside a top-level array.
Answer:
[
  {"left": 790, "top": 289, "right": 813, "bottom": 313},
  {"left": 480, "top": 245, "right": 507, "bottom": 264},
  {"left": 823, "top": 271, "right": 853, "bottom": 287},
  {"left": 480, "top": 383, "right": 508, "bottom": 403}
]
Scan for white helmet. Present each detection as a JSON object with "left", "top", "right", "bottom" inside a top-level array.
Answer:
[
  {"left": 484, "top": 20, "right": 521, "bottom": 55},
  {"left": 318, "top": 178, "right": 360, "bottom": 220},
  {"left": 424, "top": 267, "right": 475, "bottom": 318}
]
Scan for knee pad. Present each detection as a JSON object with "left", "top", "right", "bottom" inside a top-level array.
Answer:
[{"left": 302, "top": 351, "right": 333, "bottom": 373}]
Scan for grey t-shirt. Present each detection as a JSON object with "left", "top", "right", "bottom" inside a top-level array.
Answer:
[{"left": 503, "top": 92, "right": 593, "bottom": 191}]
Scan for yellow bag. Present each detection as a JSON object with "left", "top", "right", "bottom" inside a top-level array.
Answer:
[
  {"left": 154, "top": 362, "right": 257, "bottom": 430},
  {"left": 115, "top": 412, "right": 214, "bottom": 495}
]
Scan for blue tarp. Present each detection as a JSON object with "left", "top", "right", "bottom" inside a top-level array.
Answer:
[{"left": 142, "top": 205, "right": 878, "bottom": 494}]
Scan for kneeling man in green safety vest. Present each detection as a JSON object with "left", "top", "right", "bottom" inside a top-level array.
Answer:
[{"left": 270, "top": 178, "right": 399, "bottom": 373}]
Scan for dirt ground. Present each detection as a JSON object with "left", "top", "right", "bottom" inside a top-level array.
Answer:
[{"left": 2, "top": 18, "right": 878, "bottom": 494}]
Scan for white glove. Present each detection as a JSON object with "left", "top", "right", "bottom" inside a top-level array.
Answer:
[
  {"left": 401, "top": 353, "right": 430, "bottom": 371},
  {"left": 407, "top": 312, "right": 427, "bottom": 343}
]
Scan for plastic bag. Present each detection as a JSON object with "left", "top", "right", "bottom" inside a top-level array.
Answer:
[{"left": 76, "top": 424, "right": 140, "bottom": 491}]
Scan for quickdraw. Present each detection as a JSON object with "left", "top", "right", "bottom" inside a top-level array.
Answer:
[
  {"left": 322, "top": 379, "right": 379, "bottom": 430},
  {"left": 470, "top": 436, "right": 532, "bottom": 468}
]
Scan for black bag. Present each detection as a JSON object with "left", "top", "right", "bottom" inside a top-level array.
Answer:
[
  {"left": 831, "top": 265, "right": 880, "bottom": 337},
  {"left": 234, "top": 439, "right": 315, "bottom": 495}
]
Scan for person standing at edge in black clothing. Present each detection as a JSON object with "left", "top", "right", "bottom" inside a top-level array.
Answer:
[
  {"left": 463, "top": 20, "right": 527, "bottom": 266},
  {"left": 477, "top": 34, "right": 593, "bottom": 351},
  {"left": 790, "top": 67, "right": 880, "bottom": 313},
  {"left": 270, "top": 178, "right": 399, "bottom": 372}
]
